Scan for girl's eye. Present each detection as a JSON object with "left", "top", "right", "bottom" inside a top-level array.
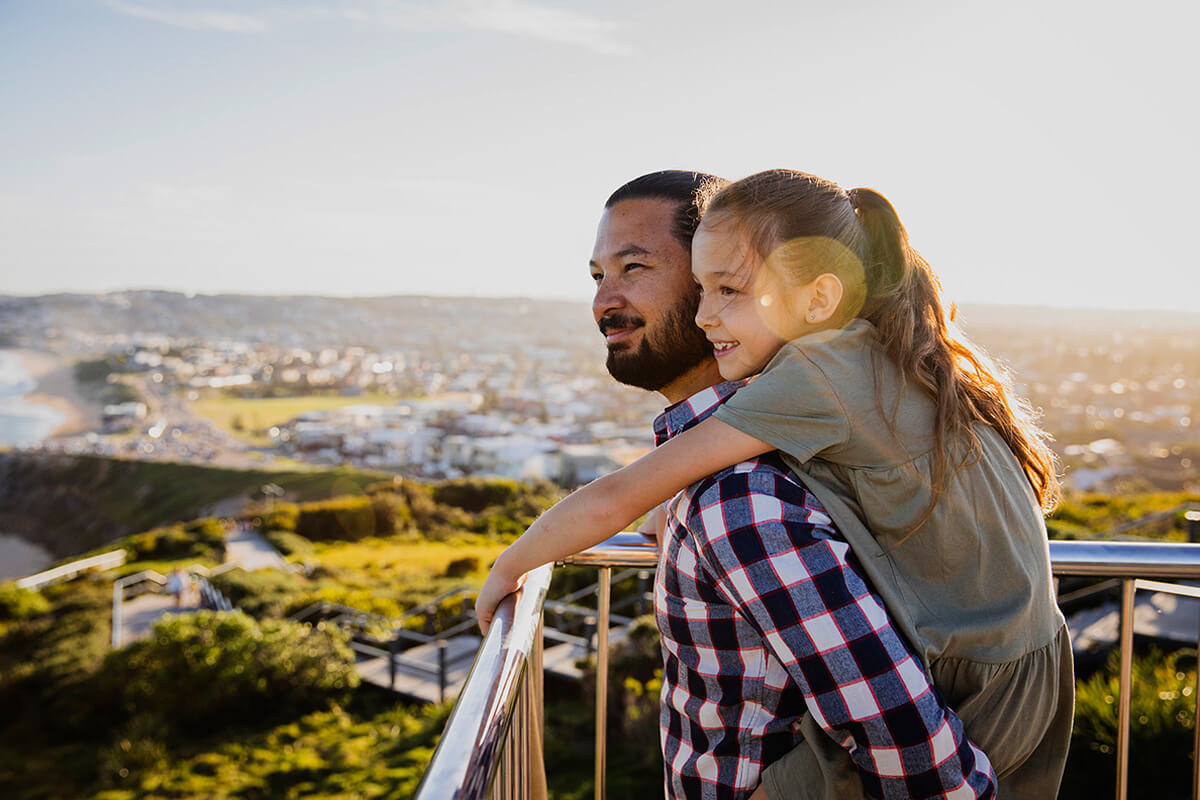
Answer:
[{"left": 719, "top": 285, "right": 739, "bottom": 297}]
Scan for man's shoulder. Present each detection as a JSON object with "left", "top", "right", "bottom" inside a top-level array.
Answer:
[{"left": 685, "top": 454, "right": 819, "bottom": 514}]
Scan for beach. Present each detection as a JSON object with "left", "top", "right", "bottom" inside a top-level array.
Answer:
[{"left": 0, "top": 349, "right": 102, "bottom": 441}]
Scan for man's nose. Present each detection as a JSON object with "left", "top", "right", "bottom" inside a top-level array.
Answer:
[{"left": 592, "top": 275, "right": 625, "bottom": 322}]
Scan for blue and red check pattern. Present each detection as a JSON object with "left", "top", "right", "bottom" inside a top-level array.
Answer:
[{"left": 653, "top": 382, "right": 996, "bottom": 800}]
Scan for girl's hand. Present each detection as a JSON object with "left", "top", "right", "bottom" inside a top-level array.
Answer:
[{"left": 475, "top": 557, "right": 525, "bottom": 635}]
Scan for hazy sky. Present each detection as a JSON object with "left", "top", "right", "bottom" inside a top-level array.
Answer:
[{"left": 1, "top": 0, "right": 1196, "bottom": 311}]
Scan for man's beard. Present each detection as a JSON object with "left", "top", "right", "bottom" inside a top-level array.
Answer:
[{"left": 602, "top": 296, "right": 712, "bottom": 392}]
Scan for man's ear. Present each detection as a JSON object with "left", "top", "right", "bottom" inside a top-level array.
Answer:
[{"left": 805, "top": 273, "right": 844, "bottom": 324}]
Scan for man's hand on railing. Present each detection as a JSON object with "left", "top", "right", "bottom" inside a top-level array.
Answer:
[
  {"left": 475, "top": 553, "right": 526, "bottom": 635},
  {"left": 636, "top": 502, "right": 668, "bottom": 546}
]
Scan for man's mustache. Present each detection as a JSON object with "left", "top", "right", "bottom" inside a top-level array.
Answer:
[{"left": 598, "top": 314, "right": 645, "bottom": 336}]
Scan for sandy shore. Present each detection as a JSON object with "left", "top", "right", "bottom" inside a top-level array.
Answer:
[{"left": 10, "top": 349, "right": 103, "bottom": 438}]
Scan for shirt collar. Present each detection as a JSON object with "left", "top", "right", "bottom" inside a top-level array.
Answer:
[{"left": 652, "top": 379, "right": 746, "bottom": 446}]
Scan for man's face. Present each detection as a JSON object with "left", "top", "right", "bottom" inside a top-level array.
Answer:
[{"left": 589, "top": 197, "right": 713, "bottom": 392}]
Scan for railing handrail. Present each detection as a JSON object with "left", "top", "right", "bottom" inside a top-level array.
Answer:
[
  {"left": 561, "top": 532, "right": 658, "bottom": 568},
  {"left": 565, "top": 534, "right": 1200, "bottom": 577},
  {"left": 1047, "top": 539, "right": 1200, "bottom": 578},
  {"left": 16, "top": 549, "right": 127, "bottom": 589},
  {"left": 415, "top": 563, "right": 551, "bottom": 800}
]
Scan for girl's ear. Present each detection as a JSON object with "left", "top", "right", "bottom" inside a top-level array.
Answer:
[{"left": 805, "top": 273, "right": 844, "bottom": 324}]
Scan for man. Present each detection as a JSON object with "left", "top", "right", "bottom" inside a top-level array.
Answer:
[{"left": 589, "top": 171, "right": 995, "bottom": 800}]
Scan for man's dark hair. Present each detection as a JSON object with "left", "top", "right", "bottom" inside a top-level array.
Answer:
[{"left": 604, "top": 170, "right": 727, "bottom": 252}]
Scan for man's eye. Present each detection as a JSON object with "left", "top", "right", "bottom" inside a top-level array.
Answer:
[
  {"left": 624, "top": 262, "right": 645, "bottom": 273},
  {"left": 590, "top": 272, "right": 603, "bottom": 282}
]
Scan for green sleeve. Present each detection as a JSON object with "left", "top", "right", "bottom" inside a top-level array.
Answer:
[{"left": 712, "top": 346, "right": 849, "bottom": 465}]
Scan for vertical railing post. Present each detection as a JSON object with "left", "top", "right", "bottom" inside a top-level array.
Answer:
[
  {"left": 389, "top": 636, "right": 398, "bottom": 691},
  {"left": 1185, "top": 509, "right": 1200, "bottom": 543},
  {"left": 1116, "top": 578, "right": 1135, "bottom": 800},
  {"left": 636, "top": 570, "right": 650, "bottom": 616},
  {"left": 111, "top": 580, "right": 123, "bottom": 648},
  {"left": 532, "top": 615, "right": 547, "bottom": 800},
  {"left": 594, "top": 566, "right": 611, "bottom": 800},
  {"left": 1194, "top": 608, "right": 1200, "bottom": 800},
  {"left": 438, "top": 639, "right": 448, "bottom": 705}
]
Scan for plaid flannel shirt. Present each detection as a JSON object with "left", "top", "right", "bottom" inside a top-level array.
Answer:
[{"left": 653, "top": 381, "right": 996, "bottom": 800}]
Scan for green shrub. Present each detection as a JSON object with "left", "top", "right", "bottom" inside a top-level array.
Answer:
[
  {"left": 370, "top": 491, "right": 412, "bottom": 536},
  {"left": 96, "top": 611, "right": 358, "bottom": 735},
  {"left": 263, "top": 529, "right": 314, "bottom": 556},
  {"left": 473, "top": 511, "right": 526, "bottom": 538},
  {"left": 401, "top": 486, "right": 473, "bottom": 534},
  {"left": 433, "top": 477, "right": 520, "bottom": 512},
  {"left": 295, "top": 496, "right": 376, "bottom": 541},
  {"left": 124, "top": 518, "right": 224, "bottom": 563},
  {"left": 209, "top": 568, "right": 306, "bottom": 618},
  {"left": 443, "top": 557, "right": 479, "bottom": 578},
  {"left": 252, "top": 502, "right": 299, "bottom": 533},
  {"left": 0, "top": 584, "right": 50, "bottom": 620},
  {"left": 1063, "top": 647, "right": 1196, "bottom": 799}
]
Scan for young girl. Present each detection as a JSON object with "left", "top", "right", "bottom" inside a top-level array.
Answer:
[{"left": 477, "top": 169, "right": 1073, "bottom": 797}]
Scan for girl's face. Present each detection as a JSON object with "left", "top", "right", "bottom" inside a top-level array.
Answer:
[{"left": 692, "top": 222, "right": 810, "bottom": 381}]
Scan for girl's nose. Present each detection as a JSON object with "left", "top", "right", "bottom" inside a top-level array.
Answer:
[{"left": 695, "top": 293, "right": 717, "bottom": 329}]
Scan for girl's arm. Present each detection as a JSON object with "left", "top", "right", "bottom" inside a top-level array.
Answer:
[{"left": 475, "top": 417, "right": 771, "bottom": 631}]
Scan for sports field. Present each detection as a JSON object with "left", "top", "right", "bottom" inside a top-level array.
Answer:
[{"left": 189, "top": 393, "right": 395, "bottom": 446}]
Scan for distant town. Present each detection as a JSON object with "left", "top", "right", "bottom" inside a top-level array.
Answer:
[{"left": 1, "top": 292, "right": 1196, "bottom": 493}]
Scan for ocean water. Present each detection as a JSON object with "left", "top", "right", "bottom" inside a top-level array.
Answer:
[
  {"left": 0, "top": 350, "right": 64, "bottom": 447},
  {"left": 0, "top": 534, "right": 52, "bottom": 582}
]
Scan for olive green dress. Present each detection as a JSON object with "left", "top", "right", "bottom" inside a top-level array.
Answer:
[{"left": 711, "top": 320, "right": 1074, "bottom": 800}]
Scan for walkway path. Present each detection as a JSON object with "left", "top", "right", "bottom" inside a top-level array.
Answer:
[
  {"left": 224, "top": 524, "right": 288, "bottom": 571},
  {"left": 119, "top": 592, "right": 203, "bottom": 644},
  {"left": 114, "top": 524, "right": 286, "bottom": 648}
]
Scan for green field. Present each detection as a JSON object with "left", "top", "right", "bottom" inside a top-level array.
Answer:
[{"left": 189, "top": 393, "right": 397, "bottom": 446}]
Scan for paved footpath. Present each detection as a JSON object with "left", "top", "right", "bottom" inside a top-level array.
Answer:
[
  {"left": 116, "top": 525, "right": 289, "bottom": 647},
  {"left": 120, "top": 593, "right": 203, "bottom": 644},
  {"left": 224, "top": 524, "right": 288, "bottom": 571}
]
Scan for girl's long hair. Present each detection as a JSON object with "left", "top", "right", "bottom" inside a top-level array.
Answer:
[{"left": 701, "top": 169, "right": 1060, "bottom": 515}]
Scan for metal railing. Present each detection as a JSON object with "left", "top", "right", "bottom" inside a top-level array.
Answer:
[
  {"left": 420, "top": 535, "right": 1200, "bottom": 800},
  {"left": 1046, "top": 540, "right": 1200, "bottom": 800},
  {"left": 291, "top": 589, "right": 484, "bottom": 702},
  {"left": 16, "top": 549, "right": 126, "bottom": 589},
  {"left": 414, "top": 563, "right": 552, "bottom": 800}
]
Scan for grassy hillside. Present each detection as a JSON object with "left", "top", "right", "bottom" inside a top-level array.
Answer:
[
  {"left": 0, "top": 475, "right": 559, "bottom": 799},
  {"left": 0, "top": 453, "right": 391, "bottom": 559}
]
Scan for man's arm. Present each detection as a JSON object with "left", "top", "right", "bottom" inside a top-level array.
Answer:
[{"left": 688, "top": 468, "right": 996, "bottom": 800}]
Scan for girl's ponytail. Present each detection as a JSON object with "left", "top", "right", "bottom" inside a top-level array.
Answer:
[{"left": 848, "top": 186, "right": 1060, "bottom": 516}]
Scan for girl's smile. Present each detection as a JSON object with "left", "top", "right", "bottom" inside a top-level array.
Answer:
[{"left": 692, "top": 222, "right": 808, "bottom": 381}]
